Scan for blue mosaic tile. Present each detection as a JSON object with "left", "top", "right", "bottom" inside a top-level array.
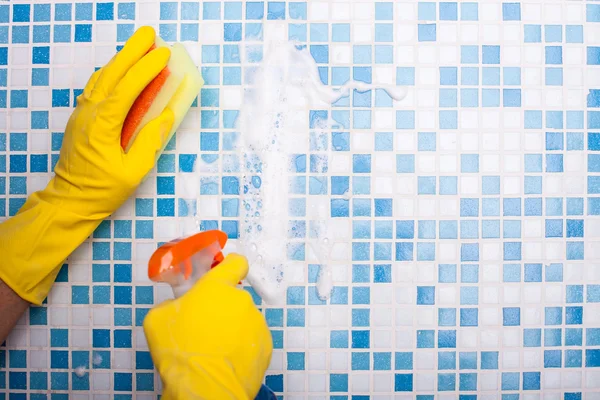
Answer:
[{"left": 0, "top": 0, "right": 599, "bottom": 397}]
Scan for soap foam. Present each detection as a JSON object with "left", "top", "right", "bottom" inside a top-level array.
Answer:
[
  {"left": 232, "top": 42, "right": 407, "bottom": 303},
  {"left": 237, "top": 46, "right": 294, "bottom": 303},
  {"left": 92, "top": 352, "right": 103, "bottom": 366}
]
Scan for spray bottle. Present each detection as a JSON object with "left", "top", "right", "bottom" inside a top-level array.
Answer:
[
  {"left": 147, "top": 229, "right": 277, "bottom": 400},
  {"left": 147, "top": 229, "right": 227, "bottom": 298}
]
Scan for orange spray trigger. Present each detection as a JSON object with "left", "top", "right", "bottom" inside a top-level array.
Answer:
[{"left": 148, "top": 230, "right": 228, "bottom": 298}]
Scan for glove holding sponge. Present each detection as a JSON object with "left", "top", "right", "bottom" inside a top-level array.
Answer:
[
  {"left": 121, "top": 35, "right": 203, "bottom": 152},
  {"left": 0, "top": 26, "right": 203, "bottom": 305}
]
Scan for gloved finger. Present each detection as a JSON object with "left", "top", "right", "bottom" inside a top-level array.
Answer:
[
  {"left": 101, "top": 47, "right": 171, "bottom": 126},
  {"left": 75, "top": 68, "right": 103, "bottom": 107},
  {"left": 125, "top": 107, "right": 174, "bottom": 173},
  {"left": 203, "top": 254, "right": 250, "bottom": 287},
  {"left": 90, "top": 25, "right": 156, "bottom": 100},
  {"left": 82, "top": 68, "right": 103, "bottom": 98}
]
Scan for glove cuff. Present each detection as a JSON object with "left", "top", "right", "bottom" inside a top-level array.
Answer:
[
  {"left": 0, "top": 190, "right": 102, "bottom": 305},
  {"left": 155, "top": 353, "right": 250, "bottom": 400}
]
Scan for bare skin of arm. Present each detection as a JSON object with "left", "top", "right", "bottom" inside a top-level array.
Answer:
[{"left": 0, "top": 278, "right": 29, "bottom": 344}]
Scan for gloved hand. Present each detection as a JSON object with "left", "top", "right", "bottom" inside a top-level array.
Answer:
[
  {"left": 0, "top": 26, "right": 174, "bottom": 305},
  {"left": 143, "top": 254, "right": 273, "bottom": 400}
]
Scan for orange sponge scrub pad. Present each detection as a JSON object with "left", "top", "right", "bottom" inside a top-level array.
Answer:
[{"left": 121, "top": 36, "right": 204, "bottom": 152}]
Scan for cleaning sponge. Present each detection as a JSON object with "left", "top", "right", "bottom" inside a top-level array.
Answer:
[{"left": 121, "top": 36, "right": 203, "bottom": 152}]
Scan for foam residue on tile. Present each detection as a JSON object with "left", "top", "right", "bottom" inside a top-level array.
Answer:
[
  {"left": 236, "top": 42, "right": 406, "bottom": 303},
  {"left": 74, "top": 366, "right": 87, "bottom": 377}
]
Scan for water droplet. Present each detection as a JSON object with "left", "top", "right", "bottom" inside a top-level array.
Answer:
[
  {"left": 251, "top": 175, "right": 262, "bottom": 188},
  {"left": 245, "top": 203, "right": 251, "bottom": 210},
  {"left": 257, "top": 224, "right": 262, "bottom": 231},
  {"left": 250, "top": 243, "right": 257, "bottom": 252},
  {"left": 322, "top": 238, "right": 330, "bottom": 245},
  {"left": 254, "top": 211, "right": 260, "bottom": 217},
  {"left": 257, "top": 201, "right": 263, "bottom": 208}
]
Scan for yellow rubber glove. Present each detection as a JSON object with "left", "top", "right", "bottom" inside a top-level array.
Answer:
[
  {"left": 0, "top": 26, "right": 175, "bottom": 305},
  {"left": 143, "top": 254, "right": 273, "bottom": 400}
]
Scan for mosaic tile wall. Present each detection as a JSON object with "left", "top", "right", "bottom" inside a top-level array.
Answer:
[{"left": 1, "top": 0, "right": 600, "bottom": 398}]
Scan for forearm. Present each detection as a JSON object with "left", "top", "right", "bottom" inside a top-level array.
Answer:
[
  {"left": 0, "top": 278, "right": 29, "bottom": 344},
  {"left": 0, "top": 190, "right": 101, "bottom": 305},
  {"left": 0, "top": 191, "right": 89, "bottom": 342}
]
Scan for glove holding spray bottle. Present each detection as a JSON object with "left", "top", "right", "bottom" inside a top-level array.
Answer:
[{"left": 143, "top": 230, "right": 275, "bottom": 399}]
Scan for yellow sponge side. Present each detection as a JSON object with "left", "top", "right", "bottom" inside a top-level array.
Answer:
[{"left": 157, "top": 38, "right": 204, "bottom": 153}]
